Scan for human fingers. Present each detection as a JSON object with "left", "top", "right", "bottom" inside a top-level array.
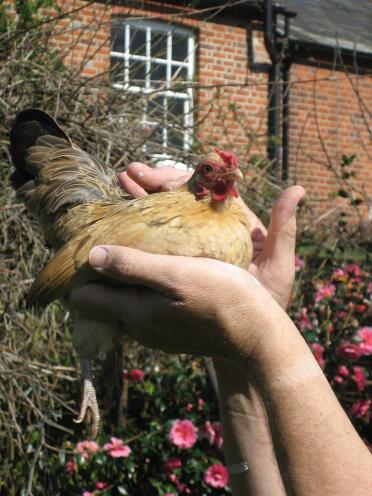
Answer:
[
  {"left": 88, "top": 245, "right": 200, "bottom": 298},
  {"left": 264, "top": 186, "right": 305, "bottom": 263},
  {"left": 119, "top": 171, "right": 148, "bottom": 198},
  {"left": 126, "top": 162, "right": 191, "bottom": 191}
]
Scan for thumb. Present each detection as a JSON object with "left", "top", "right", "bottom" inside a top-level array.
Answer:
[
  {"left": 88, "top": 245, "right": 182, "bottom": 297},
  {"left": 265, "top": 186, "right": 305, "bottom": 260}
]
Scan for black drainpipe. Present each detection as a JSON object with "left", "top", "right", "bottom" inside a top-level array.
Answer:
[
  {"left": 263, "top": 1, "right": 296, "bottom": 179},
  {"left": 264, "top": 0, "right": 281, "bottom": 175},
  {"left": 281, "top": 13, "right": 295, "bottom": 181}
]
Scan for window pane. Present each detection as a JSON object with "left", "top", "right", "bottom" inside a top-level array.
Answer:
[
  {"left": 129, "top": 59, "right": 146, "bottom": 84},
  {"left": 130, "top": 28, "right": 146, "bottom": 56},
  {"left": 152, "top": 125, "right": 164, "bottom": 145},
  {"left": 172, "top": 34, "right": 188, "bottom": 61},
  {"left": 151, "top": 31, "right": 167, "bottom": 59},
  {"left": 150, "top": 62, "right": 167, "bottom": 84},
  {"left": 168, "top": 127, "right": 184, "bottom": 148},
  {"left": 147, "top": 96, "right": 165, "bottom": 120},
  {"left": 146, "top": 124, "right": 164, "bottom": 152},
  {"left": 168, "top": 98, "right": 184, "bottom": 122},
  {"left": 111, "top": 24, "right": 124, "bottom": 52},
  {"left": 171, "top": 65, "right": 187, "bottom": 81},
  {"left": 110, "top": 57, "right": 125, "bottom": 83}
]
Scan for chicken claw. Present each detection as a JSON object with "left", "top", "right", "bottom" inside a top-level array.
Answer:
[{"left": 74, "top": 359, "right": 100, "bottom": 437}]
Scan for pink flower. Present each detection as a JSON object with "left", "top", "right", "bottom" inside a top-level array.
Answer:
[
  {"left": 123, "top": 368, "right": 145, "bottom": 382},
  {"left": 336, "top": 342, "right": 363, "bottom": 360},
  {"left": 335, "top": 310, "right": 346, "bottom": 319},
  {"left": 355, "top": 304, "right": 367, "bottom": 313},
  {"left": 332, "top": 268, "right": 348, "bottom": 282},
  {"left": 65, "top": 460, "right": 77, "bottom": 474},
  {"left": 95, "top": 482, "right": 108, "bottom": 490},
  {"left": 167, "top": 474, "right": 190, "bottom": 493},
  {"left": 345, "top": 263, "right": 362, "bottom": 276},
  {"left": 82, "top": 492, "right": 94, "bottom": 496},
  {"left": 352, "top": 366, "right": 366, "bottom": 391},
  {"left": 311, "top": 343, "right": 325, "bottom": 369},
  {"left": 75, "top": 440, "right": 99, "bottom": 459},
  {"left": 198, "top": 398, "right": 205, "bottom": 410},
  {"left": 103, "top": 437, "right": 131, "bottom": 458},
  {"left": 350, "top": 399, "right": 371, "bottom": 419},
  {"left": 358, "top": 327, "right": 372, "bottom": 356},
  {"left": 315, "top": 283, "right": 336, "bottom": 303},
  {"left": 338, "top": 365, "right": 349, "bottom": 377},
  {"left": 185, "top": 403, "right": 193, "bottom": 412},
  {"left": 169, "top": 419, "right": 197, "bottom": 449},
  {"left": 333, "top": 375, "right": 344, "bottom": 384},
  {"left": 295, "top": 307, "right": 312, "bottom": 332},
  {"left": 164, "top": 457, "right": 182, "bottom": 472},
  {"left": 295, "top": 254, "right": 304, "bottom": 272},
  {"left": 204, "top": 463, "right": 229, "bottom": 488},
  {"left": 199, "top": 421, "right": 223, "bottom": 449}
]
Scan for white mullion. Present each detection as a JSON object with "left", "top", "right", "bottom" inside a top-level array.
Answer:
[
  {"left": 166, "top": 31, "right": 172, "bottom": 89},
  {"left": 183, "top": 99, "right": 189, "bottom": 151},
  {"left": 185, "top": 36, "right": 195, "bottom": 150},
  {"left": 163, "top": 96, "right": 168, "bottom": 147},
  {"left": 110, "top": 51, "right": 126, "bottom": 59},
  {"left": 187, "top": 36, "right": 195, "bottom": 79},
  {"left": 164, "top": 31, "right": 173, "bottom": 148},
  {"left": 145, "top": 27, "right": 151, "bottom": 90},
  {"left": 111, "top": 52, "right": 188, "bottom": 67},
  {"left": 124, "top": 24, "right": 130, "bottom": 88}
]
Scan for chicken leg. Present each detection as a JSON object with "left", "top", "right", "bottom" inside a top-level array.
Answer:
[{"left": 74, "top": 358, "right": 100, "bottom": 437}]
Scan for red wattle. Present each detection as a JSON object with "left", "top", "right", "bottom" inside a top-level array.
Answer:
[{"left": 212, "top": 191, "right": 228, "bottom": 201}]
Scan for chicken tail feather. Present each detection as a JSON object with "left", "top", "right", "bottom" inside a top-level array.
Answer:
[
  {"left": 26, "top": 241, "right": 90, "bottom": 309},
  {"left": 10, "top": 108, "right": 71, "bottom": 190}
]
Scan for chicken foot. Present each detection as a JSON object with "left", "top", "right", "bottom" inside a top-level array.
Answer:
[{"left": 74, "top": 358, "right": 100, "bottom": 437}]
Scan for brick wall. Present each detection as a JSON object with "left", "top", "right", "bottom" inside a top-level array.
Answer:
[
  {"left": 6, "top": 0, "right": 372, "bottom": 219},
  {"left": 289, "top": 63, "right": 372, "bottom": 219}
]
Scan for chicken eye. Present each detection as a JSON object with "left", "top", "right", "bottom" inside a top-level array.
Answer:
[{"left": 203, "top": 164, "right": 213, "bottom": 173}]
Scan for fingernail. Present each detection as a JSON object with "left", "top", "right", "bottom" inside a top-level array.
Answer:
[{"left": 89, "top": 246, "right": 108, "bottom": 268}]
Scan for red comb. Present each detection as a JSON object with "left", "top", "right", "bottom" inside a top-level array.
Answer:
[{"left": 214, "top": 148, "right": 238, "bottom": 168}]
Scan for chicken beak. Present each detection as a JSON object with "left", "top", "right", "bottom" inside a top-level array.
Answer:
[{"left": 223, "top": 168, "right": 245, "bottom": 184}]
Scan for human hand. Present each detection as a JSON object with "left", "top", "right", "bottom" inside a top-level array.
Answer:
[
  {"left": 119, "top": 163, "right": 305, "bottom": 309},
  {"left": 70, "top": 245, "right": 284, "bottom": 362}
]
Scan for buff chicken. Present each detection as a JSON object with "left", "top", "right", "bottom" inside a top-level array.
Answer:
[{"left": 10, "top": 108, "right": 253, "bottom": 436}]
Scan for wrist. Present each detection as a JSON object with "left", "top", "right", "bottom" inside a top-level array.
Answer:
[{"left": 249, "top": 314, "right": 322, "bottom": 393}]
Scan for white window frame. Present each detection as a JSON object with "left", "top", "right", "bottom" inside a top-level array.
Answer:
[{"left": 111, "top": 19, "right": 195, "bottom": 153}]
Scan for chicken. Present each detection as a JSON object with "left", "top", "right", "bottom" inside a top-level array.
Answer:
[{"left": 10, "top": 108, "right": 253, "bottom": 435}]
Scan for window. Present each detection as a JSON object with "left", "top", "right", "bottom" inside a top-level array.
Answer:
[{"left": 111, "top": 19, "right": 195, "bottom": 152}]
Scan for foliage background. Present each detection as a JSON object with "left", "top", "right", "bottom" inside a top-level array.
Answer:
[{"left": 0, "top": 2, "right": 370, "bottom": 495}]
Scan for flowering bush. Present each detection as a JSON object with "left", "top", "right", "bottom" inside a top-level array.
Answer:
[
  {"left": 20, "top": 242, "right": 371, "bottom": 493},
  {"left": 291, "top": 249, "right": 371, "bottom": 440},
  {"left": 42, "top": 362, "right": 230, "bottom": 495}
]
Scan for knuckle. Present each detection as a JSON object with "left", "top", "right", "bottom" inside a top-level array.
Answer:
[
  {"left": 114, "top": 254, "right": 134, "bottom": 279},
  {"left": 127, "top": 161, "right": 143, "bottom": 170}
]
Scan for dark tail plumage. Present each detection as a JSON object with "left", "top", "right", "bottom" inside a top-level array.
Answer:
[
  {"left": 10, "top": 108, "right": 71, "bottom": 190},
  {"left": 9, "top": 109, "right": 126, "bottom": 247}
]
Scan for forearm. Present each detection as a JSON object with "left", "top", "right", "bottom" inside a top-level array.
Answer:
[
  {"left": 214, "top": 359, "right": 286, "bottom": 496},
  {"left": 250, "top": 313, "right": 372, "bottom": 496}
]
